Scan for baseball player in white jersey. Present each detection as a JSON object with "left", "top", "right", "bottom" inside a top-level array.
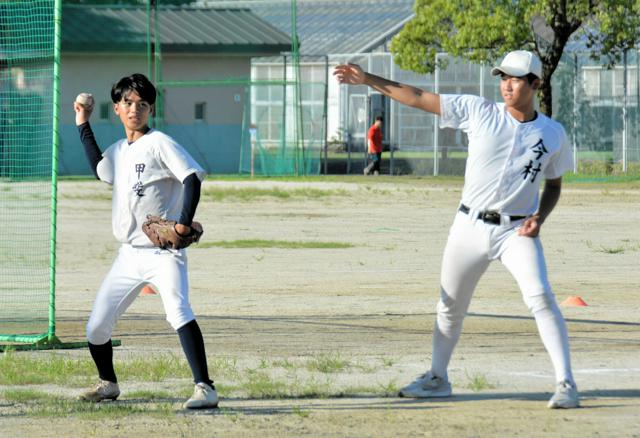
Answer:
[
  {"left": 73, "top": 73, "right": 218, "bottom": 409},
  {"left": 334, "top": 50, "right": 579, "bottom": 408}
]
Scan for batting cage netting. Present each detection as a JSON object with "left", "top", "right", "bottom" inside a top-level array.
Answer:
[
  {"left": 0, "top": 0, "right": 61, "bottom": 346},
  {"left": 148, "top": 2, "right": 325, "bottom": 177},
  {"left": 54, "top": 1, "right": 326, "bottom": 178}
]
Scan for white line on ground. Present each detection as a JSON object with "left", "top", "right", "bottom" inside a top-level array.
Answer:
[{"left": 509, "top": 368, "right": 640, "bottom": 378}]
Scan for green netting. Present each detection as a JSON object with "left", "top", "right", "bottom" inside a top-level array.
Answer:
[
  {"left": 148, "top": 1, "right": 325, "bottom": 177},
  {"left": 239, "top": 62, "right": 326, "bottom": 176},
  {"left": 332, "top": 51, "right": 640, "bottom": 176},
  {"left": 0, "top": 0, "right": 59, "bottom": 344},
  {"left": 553, "top": 50, "right": 640, "bottom": 175}
]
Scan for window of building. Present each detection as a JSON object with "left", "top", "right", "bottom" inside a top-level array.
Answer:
[
  {"left": 99, "top": 102, "right": 111, "bottom": 120},
  {"left": 599, "top": 70, "right": 614, "bottom": 97},
  {"left": 195, "top": 102, "right": 206, "bottom": 121},
  {"left": 582, "top": 68, "right": 599, "bottom": 97}
]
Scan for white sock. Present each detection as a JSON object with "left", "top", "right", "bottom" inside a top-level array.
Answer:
[{"left": 533, "top": 300, "right": 574, "bottom": 384}]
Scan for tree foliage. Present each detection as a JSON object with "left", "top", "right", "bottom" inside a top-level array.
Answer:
[{"left": 390, "top": 0, "right": 640, "bottom": 116}]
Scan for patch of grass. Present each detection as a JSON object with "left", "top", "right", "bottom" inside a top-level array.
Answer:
[
  {"left": 201, "top": 186, "right": 349, "bottom": 202},
  {"left": 599, "top": 245, "right": 626, "bottom": 254},
  {"left": 30, "top": 399, "right": 176, "bottom": 419},
  {"left": 0, "top": 351, "right": 190, "bottom": 385},
  {"left": 378, "top": 380, "right": 399, "bottom": 396},
  {"left": 568, "top": 160, "right": 640, "bottom": 179},
  {"left": 197, "top": 239, "right": 354, "bottom": 249},
  {"left": 337, "top": 382, "right": 398, "bottom": 397},
  {"left": 292, "top": 406, "right": 311, "bottom": 418},
  {"left": 0, "top": 351, "right": 97, "bottom": 385},
  {"left": 465, "top": 372, "right": 497, "bottom": 392},
  {"left": 209, "top": 356, "right": 241, "bottom": 380},
  {"left": 363, "top": 185, "right": 392, "bottom": 196},
  {"left": 242, "top": 370, "right": 289, "bottom": 399},
  {"left": 353, "top": 361, "right": 379, "bottom": 373},
  {"left": 2, "top": 389, "right": 57, "bottom": 403},
  {"left": 117, "top": 353, "right": 191, "bottom": 382},
  {"left": 1, "top": 391, "right": 176, "bottom": 419},
  {"left": 585, "top": 238, "right": 639, "bottom": 254},
  {"left": 306, "top": 353, "right": 351, "bottom": 374},
  {"left": 381, "top": 357, "right": 396, "bottom": 368},
  {"left": 272, "top": 358, "right": 296, "bottom": 370},
  {"left": 291, "top": 376, "right": 333, "bottom": 398},
  {"left": 336, "top": 385, "right": 374, "bottom": 396},
  {"left": 201, "top": 383, "right": 236, "bottom": 399}
]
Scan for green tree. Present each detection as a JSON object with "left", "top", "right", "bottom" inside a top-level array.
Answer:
[{"left": 390, "top": 0, "right": 640, "bottom": 116}]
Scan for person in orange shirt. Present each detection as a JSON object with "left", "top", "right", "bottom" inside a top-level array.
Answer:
[{"left": 364, "top": 116, "right": 383, "bottom": 175}]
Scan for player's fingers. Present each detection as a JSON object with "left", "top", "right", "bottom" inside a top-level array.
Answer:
[
  {"left": 333, "top": 66, "right": 362, "bottom": 85},
  {"left": 332, "top": 65, "right": 349, "bottom": 77},
  {"left": 517, "top": 219, "right": 539, "bottom": 237},
  {"left": 334, "top": 64, "right": 359, "bottom": 74}
]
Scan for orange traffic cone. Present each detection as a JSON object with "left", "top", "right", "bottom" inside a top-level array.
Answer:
[
  {"left": 560, "top": 295, "right": 588, "bottom": 307},
  {"left": 140, "top": 285, "right": 157, "bottom": 296}
]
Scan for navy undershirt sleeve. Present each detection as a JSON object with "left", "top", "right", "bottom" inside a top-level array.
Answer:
[
  {"left": 178, "top": 172, "right": 201, "bottom": 226},
  {"left": 77, "top": 122, "right": 102, "bottom": 179}
]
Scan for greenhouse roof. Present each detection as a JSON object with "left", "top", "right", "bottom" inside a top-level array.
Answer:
[{"left": 199, "top": 0, "right": 416, "bottom": 55}]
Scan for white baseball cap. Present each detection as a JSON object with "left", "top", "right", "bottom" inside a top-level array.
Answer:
[{"left": 491, "top": 50, "right": 542, "bottom": 79}]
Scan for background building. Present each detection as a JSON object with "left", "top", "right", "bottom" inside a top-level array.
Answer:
[
  {"left": 58, "top": 4, "right": 289, "bottom": 175},
  {"left": 53, "top": 1, "right": 640, "bottom": 176}
]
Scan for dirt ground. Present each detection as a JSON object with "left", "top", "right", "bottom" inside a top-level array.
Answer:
[{"left": 2, "top": 178, "right": 640, "bottom": 437}]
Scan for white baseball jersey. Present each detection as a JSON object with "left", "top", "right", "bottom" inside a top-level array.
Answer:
[
  {"left": 439, "top": 94, "right": 573, "bottom": 216},
  {"left": 96, "top": 130, "right": 205, "bottom": 246}
]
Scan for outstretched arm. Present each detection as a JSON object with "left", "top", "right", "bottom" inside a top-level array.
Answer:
[
  {"left": 333, "top": 63, "right": 441, "bottom": 114},
  {"left": 518, "top": 177, "right": 563, "bottom": 237}
]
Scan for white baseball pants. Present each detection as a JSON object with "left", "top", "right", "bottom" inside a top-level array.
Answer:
[
  {"left": 431, "top": 210, "right": 574, "bottom": 384},
  {"left": 86, "top": 244, "right": 195, "bottom": 345}
]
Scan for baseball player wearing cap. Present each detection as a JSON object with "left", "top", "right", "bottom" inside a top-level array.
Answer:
[
  {"left": 73, "top": 73, "right": 218, "bottom": 409},
  {"left": 334, "top": 50, "right": 579, "bottom": 408}
]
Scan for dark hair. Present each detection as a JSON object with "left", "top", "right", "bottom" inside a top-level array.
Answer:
[
  {"left": 525, "top": 73, "right": 539, "bottom": 84},
  {"left": 375, "top": 116, "right": 384, "bottom": 122},
  {"left": 111, "top": 73, "right": 156, "bottom": 104}
]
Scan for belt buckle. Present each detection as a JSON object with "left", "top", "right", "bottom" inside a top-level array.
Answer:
[{"left": 482, "top": 211, "right": 501, "bottom": 224}]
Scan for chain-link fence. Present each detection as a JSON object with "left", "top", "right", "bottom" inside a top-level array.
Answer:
[
  {"left": 241, "top": 55, "right": 327, "bottom": 176},
  {"left": 330, "top": 51, "right": 640, "bottom": 176}
]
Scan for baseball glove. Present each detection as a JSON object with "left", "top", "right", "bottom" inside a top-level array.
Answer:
[{"left": 142, "top": 215, "right": 203, "bottom": 250}]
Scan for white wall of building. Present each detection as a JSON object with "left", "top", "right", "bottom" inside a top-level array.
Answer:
[{"left": 60, "top": 53, "right": 251, "bottom": 126}]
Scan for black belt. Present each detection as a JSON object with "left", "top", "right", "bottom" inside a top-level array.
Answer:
[{"left": 458, "top": 204, "right": 526, "bottom": 225}]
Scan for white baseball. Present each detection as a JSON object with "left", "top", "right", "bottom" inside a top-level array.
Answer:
[{"left": 75, "top": 92, "right": 95, "bottom": 111}]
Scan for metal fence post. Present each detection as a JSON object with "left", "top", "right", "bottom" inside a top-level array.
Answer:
[
  {"left": 433, "top": 53, "right": 440, "bottom": 176},
  {"left": 573, "top": 53, "right": 579, "bottom": 174},
  {"left": 622, "top": 49, "right": 628, "bottom": 173}
]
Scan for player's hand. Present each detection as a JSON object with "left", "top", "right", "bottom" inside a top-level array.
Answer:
[
  {"left": 333, "top": 63, "right": 366, "bottom": 85},
  {"left": 518, "top": 214, "right": 543, "bottom": 237},
  {"left": 74, "top": 101, "right": 93, "bottom": 126}
]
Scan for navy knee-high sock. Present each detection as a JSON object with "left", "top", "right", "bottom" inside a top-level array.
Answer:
[
  {"left": 88, "top": 340, "right": 117, "bottom": 383},
  {"left": 177, "top": 320, "right": 213, "bottom": 387}
]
